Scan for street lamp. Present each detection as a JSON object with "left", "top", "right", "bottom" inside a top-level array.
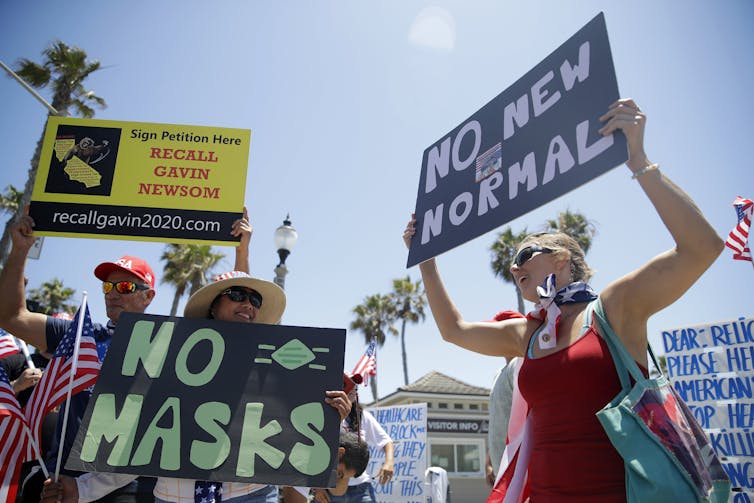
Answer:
[{"left": 273, "top": 214, "right": 298, "bottom": 290}]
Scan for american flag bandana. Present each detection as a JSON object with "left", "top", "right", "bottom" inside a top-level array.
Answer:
[{"left": 526, "top": 274, "right": 598, "bottom": 349}]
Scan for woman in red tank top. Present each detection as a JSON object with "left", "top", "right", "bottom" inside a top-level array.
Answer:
[{"left": 402, "top": 99, "right": 723, "bottom": 502}]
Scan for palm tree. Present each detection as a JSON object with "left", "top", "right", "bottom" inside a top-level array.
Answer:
[
  {"left": 162, "top": 245, "right": 192, "bottom": 316},
  {"left": 161, "top": 244, "right": 225, "bottom": 316},
  {"left": 388, "top": 276, "right": 426, "bottom": 385},
  {"left": 27, "top": 278, "right": 76, "bottom": 315},
  {"left": 0, "top": 41, "right": 106, "bottom": 267},
  {"left": 0, "top": 185, "right": 24, "bottom": 268},
  {"left": 544, "top": 209, "right": 597, "bottom": 254},
  {"left": 490, "top": 227, "right": 530, "bottom": 313},
  {"left": 0, "top": 185, "right": 23, "bottom": 216},
  {"left": 349, "top": 293, "right": 398, "bottom": 401}
]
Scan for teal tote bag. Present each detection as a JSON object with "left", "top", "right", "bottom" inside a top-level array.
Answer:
[{"left": 591, "top": 299, "right": 730, "bottom": 503}]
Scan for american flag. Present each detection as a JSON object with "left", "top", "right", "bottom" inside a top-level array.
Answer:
[
  {"left": 23, "top": 303, "right": 100, "bottom": 461},
  {"left": 1, "top": 365, "right": 30, "bottom": 503},
  {"left": 351, "top": 340, "right": 377, "bottom": 385},
  {"left": 0, "top": 328, "right": 20, "bottom": 359},
  {"left": 725, "top": 196, "right": 753, "bottom": 262}
]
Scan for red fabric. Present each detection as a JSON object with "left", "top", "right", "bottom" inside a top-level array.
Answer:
[
  {"left": 517, "top": 326, "right": 627, "bottom": 503},
  {"left": 1, "top": 366, "right": 29, "bottom": 503},
  {"left": 487, "top": 447, "right": 530, "bottom": 503},
  {"left": 492, "top": 310, "right": 526, "bottom": 322}
]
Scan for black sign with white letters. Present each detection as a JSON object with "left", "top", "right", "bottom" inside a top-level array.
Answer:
[{"left": 408, "top": 12, "right": 627, "bottom": 267}]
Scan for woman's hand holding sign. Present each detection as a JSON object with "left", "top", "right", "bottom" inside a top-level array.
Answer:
[{"left": 599, "top": 98, "right": 649, "bottom": 172}]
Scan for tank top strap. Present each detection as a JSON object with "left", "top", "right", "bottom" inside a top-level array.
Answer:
[
  {"left": 527, "top": 323, "right": 542, "bottom": 358},
  {"left": 583, "top": 299, "right": 598, "bottom": 333}
]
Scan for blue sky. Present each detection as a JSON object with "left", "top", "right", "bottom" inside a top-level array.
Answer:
[{"left": 1, "top": 1, "right": 752, "bottom": 402}]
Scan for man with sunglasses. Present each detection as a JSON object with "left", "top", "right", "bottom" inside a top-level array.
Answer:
[{"left": 0, "top": 214, "right": 159, "bottom": 503}]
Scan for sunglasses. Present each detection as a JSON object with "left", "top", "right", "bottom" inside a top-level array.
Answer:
[
  {"left": 220, "top": 287, "right": 263, "bottom": 309},
  {"left": 513, "top": 245, "right": 554, "bottom": 267},
  {"left": 102, "top": 281, "right": 150, "bottom": 295}
]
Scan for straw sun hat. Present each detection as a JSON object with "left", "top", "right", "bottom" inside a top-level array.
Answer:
[{"left": 183, "top": 271, "right": 286, "bottom": 324}]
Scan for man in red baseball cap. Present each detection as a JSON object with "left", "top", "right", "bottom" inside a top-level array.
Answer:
[
  {"left": 93, "top": 254, "right": 156, "bottom": 325},
  {"left": 0, "top": 216, "right": 158, "bottom": 503}
]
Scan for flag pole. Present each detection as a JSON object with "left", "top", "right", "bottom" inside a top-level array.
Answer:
[
  {"left": 53, "top": 292, "right": 88, "bottom": 482},
  {"left": 16, "top": 338, "right": 36, "bottom": 370},
  {"left": 24, "top": 424, "right": 50, "bottom": 479},
  {"left": 373, "top": 343, "right": 379, "bottom": 408}
]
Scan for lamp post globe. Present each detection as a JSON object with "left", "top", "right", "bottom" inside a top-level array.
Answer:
[{"left": 273, "top": 214, "right": 298, "bottom": 290}]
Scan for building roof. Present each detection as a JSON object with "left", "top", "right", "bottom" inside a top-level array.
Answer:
[{"left": 390, "top": 370, "right": 490, "bottom": 397}]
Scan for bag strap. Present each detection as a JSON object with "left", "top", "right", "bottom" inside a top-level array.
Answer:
[
  {"left": 647, "top": 342, "right": 662, "bottom": 376},
  {"left": 591, "top": 297, "right": 662, "bottom": 385},
  {"left": 586, "top": 299, "right": 632, "bottom": 392}
]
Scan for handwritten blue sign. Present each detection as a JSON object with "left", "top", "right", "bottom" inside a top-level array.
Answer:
[
  {"left": 663, "top": 315, "right": 754, "bottom": 496},
  {"left": 369, "top": 403, "right": 427, "bottom": 503}
]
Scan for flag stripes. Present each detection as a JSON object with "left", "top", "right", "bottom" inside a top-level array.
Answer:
[
  {"left": 23, "top": 304, "right": 100, "bottom": 461},
  {"left": 726, "top": 196, "right": 753, "bottom": 262},
  {"left": 0, "top": 329, "right": 20, "bottom": 359},
  {"left": 1, "top": 365, "right": 30, "bottom": 503},
  {"left": 352, "top": 340, "right": 377, "bottom": 384}
]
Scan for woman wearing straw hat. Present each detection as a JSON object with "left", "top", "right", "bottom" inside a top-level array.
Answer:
[
  {"left": 183, "top": 270, "right": 286, "bottom": 325},
  {"left": 178, "top": 269, "right": 352, "bottom": 503}
]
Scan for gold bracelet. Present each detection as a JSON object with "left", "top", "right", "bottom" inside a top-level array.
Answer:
[{"left": 631, "top": 163, "right": 659, "bottom": 179}]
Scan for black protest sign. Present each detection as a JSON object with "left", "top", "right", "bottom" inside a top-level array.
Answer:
[
  {"left": 66, "top": 313, "right": 345, "bottom": 487},
  {"left": 407, "top": 12, "right": 626, "bottom": 267}
]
